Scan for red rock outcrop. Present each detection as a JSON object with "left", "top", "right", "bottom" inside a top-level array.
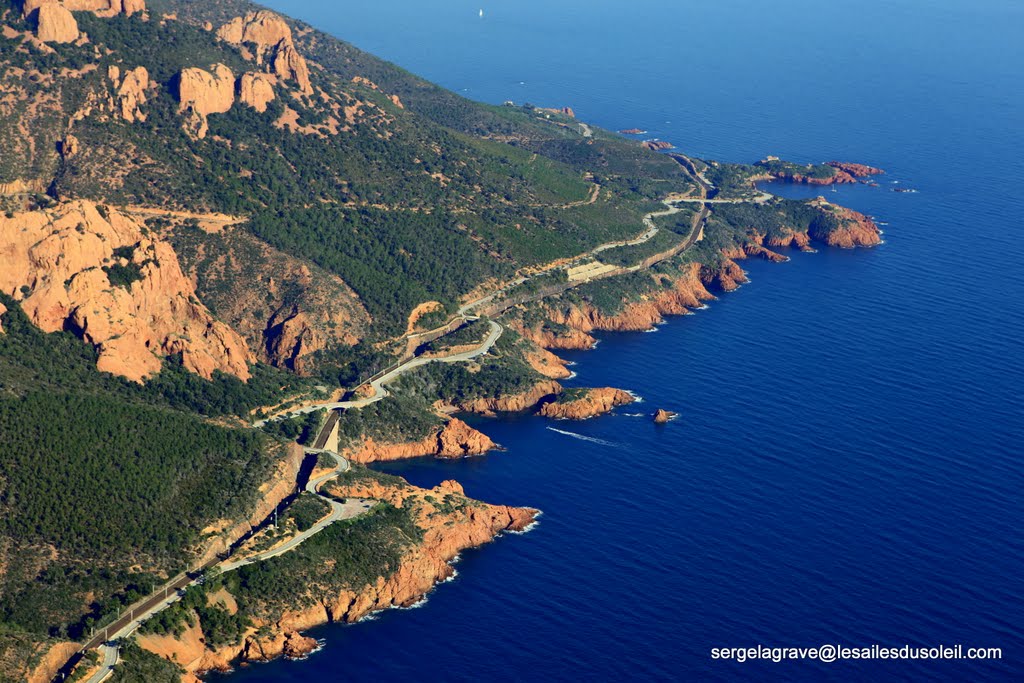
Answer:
[
  {"left": 263, "top": 308, "right": 318, "bottom": 371},
  {"left": 177, "top": 63, "right": 235, "bottom": 138},
  {"left": 787, "top": 170, "right": 855, "bottom": 185},
  {"left": 538, "top": 387, "right": 634, "bottom": 420},
  {"left": 538, "top": 105, "right": 574, "bottom": 118},
  {"left": 170, "top": 227, "right": 368, "bottom": 373},
  {"left": 0, "top": 200, "right": 253, "bottom": 381},
  {"left": 24, "top": 0, "right": 145, "bottom": 18},
  {"left": 653, "top": 409, "right": 676, "bottom": 424},
  {"left": 217, "top": 10, "right": 292, "bottom": 48},
  {"left": 137, "top": 593, "right": 316, "bottom": 675},
  {"left": 238, "top": 71, "right": 276, "bottom": 112},
  {"left": 107, "top": 65, "right": 150, "bottom": 122},
  {"left": 0, "top": 301, "right": 7, "bottom": 333},
  {"left": 344, "top": 417, "right": 496, "bottom": 463},
  {"left": 524, "top": 259, "right": 748, "bottom": 348},
  {"left": 242, "top": 630, "right": 318, "bottom": 662},
  {"left": 509, "top": 321, "right": 597, "bottom": 351},
  {"left": 543, "top": 261, "right": 723, "bottom": 335},
  {"left": 270, "top": 42, "right": 312, "bottom": 94},
  {"left": 523, "top": 345, "right": 572, "bottom": 379},
  {"left": 642, "top": 140, "right": 674, "bottom": 151},
  {"left": 448, "top": 379, "right": 563, "bottom": 416},
  {"left": 826, "top": 161, "right": 885, "bottom": 177},
  {"left": 811, "top": 202, "right": 882, "bottom": 248},
  {"left": 764, "top": 229, "right": 814, "bottom": 252},
  {"left": 217, "top": 11, "right": 313, "bottom": 94},
  {"left": 34, "top": 3, "right": 78, "bottom": 43},
  {"left": 58, "top": 134, "right": 79, "bottom": 158}
]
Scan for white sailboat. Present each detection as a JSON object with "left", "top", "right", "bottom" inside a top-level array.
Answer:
[{"left": 479, "top": 9, "right": 484, "bottom": 18}]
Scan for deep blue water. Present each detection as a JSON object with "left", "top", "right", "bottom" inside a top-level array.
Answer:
[{"left": 231, "top": 0, "right": 1024, "bottom": 680}]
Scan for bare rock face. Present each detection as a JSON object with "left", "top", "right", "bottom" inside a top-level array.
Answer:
[
  {"left": 108, "top": 65, "right": 150, "bottom": 122},
  {"left": 0, "top": 200, "right": 253, "bottom": 382},
  {"left": 217, "top": 10, "right": 292, "bottom": 47},
  {"left": 172, "top": 228, "right": 368, "bottom": 373},
  {"left": 24, "top": 0, "right": 145, "bottom": 18},
  {"left": 538, "top": 387, "right": 635, "bottom": 420},
  {"left": 218, "top": 11, "right": 313, "bottom": 94},
  {"left": 653, "top": 409, "right": 677, "bottom": 424},
  {"left": 238, "top": 72, "right": 276, "bottom": 112},
  {"left": 263, "top": 307, "right": 317, "bottom": 372},
  {"left": 539, "top": 261, "right": 727, "bottom": 337},
  {"left": 345, "top": 418, "right": 497, "bottom": 463},
  {"left": 0, "top": 301, "right": 7, "bottom": 333},
  {"left": 238, "top": 629, "right": 317, "bottom": 662},
  {"left": 523, "top": 345, "right": 572, "bottom": 379},
  {"left": 34, "top": 4, "right": 78, "bottom": 43},
  {"left": 436, "top": 417, "right": 497, "bottom": 458},
  {"left": 19, "top": 641, "right": 81, "bottom": 683},
  {"left": 807, "top": 198, "right": 882, "bottom": 248},
  {"left": 177, "top": 63, "right": 235, "bottom": 138},
  {"left": 642, "top": 140, "right": 675, "bottom": 151},
  {"left": 120, "top": 0, "right": 145, "bottom": 15},
  {"left": 59, "top": 133, "right": 79, "bottom": 158},
  {"left": 270, "top": 41, "right": 312, "bottom": 94}
]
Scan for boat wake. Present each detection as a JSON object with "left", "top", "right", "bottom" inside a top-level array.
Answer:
[{"left": 546, "top": 427, "right": 620, "bottom": 447}]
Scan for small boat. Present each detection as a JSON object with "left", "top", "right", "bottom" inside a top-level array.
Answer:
[{"left": 479, "top": 8, "right": 484, "bottom": 17}]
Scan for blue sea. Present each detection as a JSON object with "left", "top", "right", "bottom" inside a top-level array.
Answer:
[{"left": 232, "top": 1, "right": 1024, "bottom": 680}]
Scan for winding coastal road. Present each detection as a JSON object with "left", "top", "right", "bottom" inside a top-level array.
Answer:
[
  {"left": 254, "top": 320, "right": 504, "bottom": 426},
  {"left": 67, "top": 141, "right": 726, "bottom": 683},
  {"left": 260, "top": 172, "right": 711, "bottom": 428}
]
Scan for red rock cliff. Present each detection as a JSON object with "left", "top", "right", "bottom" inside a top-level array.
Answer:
[
  {"left": 177, "top": 63, "right": 235, "bottom": 138},
  {"left": 33, "top": 4, "right": 78, "bottom": 43},
  {"left": 538, "top": 387, "right": 635, "bottom": 420},
  {"left": 24, "top": 0, "right": 145, "bottom": 18},
  {"left": 826, "top": 161, "right": 885, "bottom": 177},
  {"left": 217, "top": 11, "right": 313, "bottom": 94},
  {"left": 0, "top": 200, "right": 253, "bottom": 381},
  {"left": 808, "top": 199, "right": 883, "bottom": 248},
  {"left": 344, "top": 417, "right": 497, "bottom": 463},
  {"left": 542, "top": 261, "right": 728, "bottom": 336}
]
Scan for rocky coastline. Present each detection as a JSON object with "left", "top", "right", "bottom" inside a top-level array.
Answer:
[{"left": 138, "top": 478, "right": 538, "bottom": 678}]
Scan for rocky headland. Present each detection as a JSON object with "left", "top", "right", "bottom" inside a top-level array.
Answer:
[
  {"left": 826, "top": 161, "right": 885, "bottom": 177},
  {"left": 538, "top": 387, "right": 635, "bottom": 420},
  {"left": 343, "top": 417, "right": 497, "bottom": 463},
  {"left": 137, "top": 476, "right": 538, "bottom": 677}
]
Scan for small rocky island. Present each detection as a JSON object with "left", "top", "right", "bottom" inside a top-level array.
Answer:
[{"left": 653, "top": 409, "right": 677, "bottom": 424}]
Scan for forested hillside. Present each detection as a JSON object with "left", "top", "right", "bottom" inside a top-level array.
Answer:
[{"left": 1, "top": 0, "right": 696, "bottom": 342}]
